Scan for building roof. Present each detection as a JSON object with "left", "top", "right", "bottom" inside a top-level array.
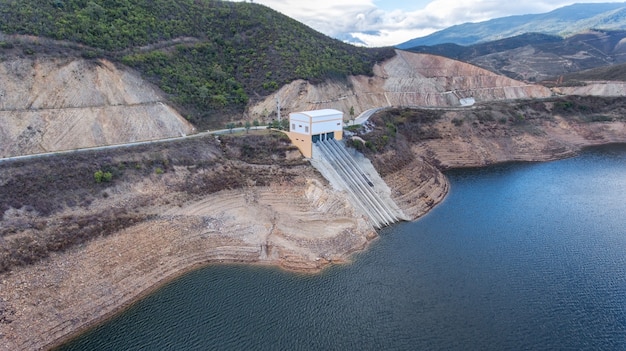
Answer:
[{"left": 292, "top": 109, "right": 343, "bottom": 119}]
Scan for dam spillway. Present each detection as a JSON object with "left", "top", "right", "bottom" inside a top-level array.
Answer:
[{"left": 311, "top": 138, "right": 406, "bottom": 229}]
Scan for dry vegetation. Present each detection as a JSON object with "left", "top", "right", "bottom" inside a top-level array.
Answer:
[
  {"left": 0, "top": 131, "right": 305, "bottom": 274},
  {"left": 347, "top": 96, "right": 626, "bottom": 172}
]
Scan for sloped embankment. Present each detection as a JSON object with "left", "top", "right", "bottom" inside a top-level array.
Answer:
[
  {"left": 0, "top": 57, "right": 195, "bottom": 158},
  {"left": 351, "top": 99, "right": 626, "bottom": 220},
  {"left": 249, "top": 50, "right": 553, "bottom": 119}
]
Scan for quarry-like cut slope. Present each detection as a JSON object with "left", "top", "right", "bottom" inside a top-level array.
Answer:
[
  {"left": 249, "top": 50, "right": 553, "bottom": 118},
  {"left": 552, "top": 81, "right": 626, "bottom": 97},
  {"left": 0, "top": 57, "right": 195, "bottom": 158}
]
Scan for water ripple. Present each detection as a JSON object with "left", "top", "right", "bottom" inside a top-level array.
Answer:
[{"left": 58, "top": 145, "right": 626, "bottom": 351}]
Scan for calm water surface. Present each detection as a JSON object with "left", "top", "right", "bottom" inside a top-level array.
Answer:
[{"left": 59, "top": 145, "right": 626, "bottom": 350}]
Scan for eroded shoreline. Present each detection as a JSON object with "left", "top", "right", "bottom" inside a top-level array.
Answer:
[{"left": 1, "top": 115, "right": 625, "bottom": 350}]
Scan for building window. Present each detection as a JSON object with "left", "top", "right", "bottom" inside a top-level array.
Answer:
[
  {"left": 337, "top": 122, "right": 341, "bottom": 125},
  {"left": 292, "top": 123, "right": 295, "bottom": 130},
  {"left": 305, "top": 126, "right": 309, "bottom": 133}
]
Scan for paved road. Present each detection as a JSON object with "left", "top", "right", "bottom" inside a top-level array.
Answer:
[
  {"left": 353, "top": 107, "right": 390, "bottom": 125},
  {"left": 1, "top": 104, "right": 466, "bottom": 164},
  {"left": 0, "top": 126, "right": 268, "bottom": 164}
]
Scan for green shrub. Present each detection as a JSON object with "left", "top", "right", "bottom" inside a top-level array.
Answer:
[
  {"left": 94, "top": 170, "right": 113, "bottom": 183},
  {"left": 94, "top": 170, "right": 104, "bottom": 183},
  {"left": 81, "top": 50, "right": 99, "bottom": 59}
]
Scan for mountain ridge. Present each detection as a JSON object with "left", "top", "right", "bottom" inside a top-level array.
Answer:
[
  {"left": 397, "top": 2, "right": 626, "bottom": 48},
  {"left": 404, "top": 29, "right": 626, "bottom": 82}
]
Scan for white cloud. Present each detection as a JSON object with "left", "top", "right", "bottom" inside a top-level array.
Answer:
[{"left": 230, "top": 0, "right": 626, "bottom": 47}]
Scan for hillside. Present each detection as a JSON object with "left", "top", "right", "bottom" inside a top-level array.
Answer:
[
  {"left": 0, "top": 57, "right": 195, "bottom": 158},
  {"left": 0, "top": 47, "right": 557, "bottom": 158},
  {"left": 555, "top": 62, "right": 626, "bottom": 81},
  {"left": 535, "top": 62, "right": 626, "bottom": 96},
  {"left": 249, "top": 50, "right": 552, "bottom": 118},
  {"left": 396, "top": 2, "right": 626, "bottom": 48},
  {"left": 1, "top": 2, "right": 625, "bottom": 349},
  {"left": 0, "top": 0, "right": 394, "bottom": 129},
  {"left": 405, "top": 30, "right": 626, "bottom": 82}
]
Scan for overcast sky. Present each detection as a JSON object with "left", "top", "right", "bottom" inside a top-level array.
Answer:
[{"left": 230, "top": 0, "right": 626, "bottom": 47}]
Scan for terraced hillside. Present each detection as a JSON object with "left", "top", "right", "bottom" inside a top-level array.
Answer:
[{"left": 250, "top": 50, "right": 553, "bottom": 119}]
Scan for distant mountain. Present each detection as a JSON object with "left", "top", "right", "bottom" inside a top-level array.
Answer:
[
  {"left": 397, "top": 2, "right": 626, "bottom": 48},
  {"left": 403, "top": 30, "right": 626, "bottom": 82}
]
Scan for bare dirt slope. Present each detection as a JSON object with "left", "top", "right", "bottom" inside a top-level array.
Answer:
[
  {"left": 0, "top": 57, "right": 195, "bottom": 158},
  {"left": 552, "top": 81, "right": 626, "bottom": 96},
  {"left": 249, "top": 50, "right": 553, "bottom": 118}
]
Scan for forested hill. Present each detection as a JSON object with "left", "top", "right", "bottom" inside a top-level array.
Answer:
[{"left": 0, "top": 0, "right": 395, "bottom": 129}]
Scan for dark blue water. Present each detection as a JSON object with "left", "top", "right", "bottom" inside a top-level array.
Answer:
[{"left": 58, "top": 145, "right": 626, "bottom": 351}]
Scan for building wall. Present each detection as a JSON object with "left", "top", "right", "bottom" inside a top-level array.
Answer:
[
  {"left": 286, "top": 131, "right": 313, "bottom": 158},
  {"left": 311, "top": 117, "right": 343, "bottom": 135},
  {"left": 289, "top": 113, "right": 311, "bottom": 135},
  {"left": 289, "top": 110, "right": 343, "bottom": 136},
  {"left": 334, "top": 130, "right": 343, "bottom": 141}
]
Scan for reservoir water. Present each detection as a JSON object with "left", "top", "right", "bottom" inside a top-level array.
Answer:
[{"left": 58, "top": 145, "right": 626, "bottom": 350}]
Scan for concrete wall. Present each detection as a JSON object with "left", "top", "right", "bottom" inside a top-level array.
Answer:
[
  {"left": 286, "top": 131, "right": 313, "bottom": 158},
  {"left": 334, "top": 130, "right": 344, "bottom": 141},
  {"left": 290, "top": 113, "right": 311, "bottom": 135},
  {"left": 311, "top": 116, "right": 343, "bottom": 135}
]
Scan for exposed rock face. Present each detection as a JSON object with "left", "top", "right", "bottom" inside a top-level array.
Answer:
[
  {"left": 364, "top": 102, "right": 626, "bottom": 221},
  {"left": 552, "top": 81, "right": 626, "bottom": 97},
  {"left": 0, "top": 50, "right": 565, "bottom": 159},
  {"left": 0, "top": 57, "right": 195, "bottom": 158},
  {"left": 249, "top": 50, "right": 553, "bottom": 119},
  {"left": 414, "top": 111, "right": 626, "bottom": 170},
  {"left": 381, "top": 156, "right": 449, "bottom": 220},
  {"left": 0, "top": 183, "right": 374, "bottom": 351}
]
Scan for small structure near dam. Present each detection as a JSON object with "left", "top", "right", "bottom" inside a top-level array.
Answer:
[
  {"left": 286, "top": 108, "right": 344, "bottom": 158},
  {"left": 286, "top": 109, "right": 406, "bottom": 228}
]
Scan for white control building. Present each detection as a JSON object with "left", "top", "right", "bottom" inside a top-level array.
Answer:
[{"left": 287, "top": 109, "right": 344, "bottom": 158}]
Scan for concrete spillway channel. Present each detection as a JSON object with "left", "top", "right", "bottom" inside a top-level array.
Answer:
[{"left": 312, "top": 139, "right": 404, "bottom": 229}]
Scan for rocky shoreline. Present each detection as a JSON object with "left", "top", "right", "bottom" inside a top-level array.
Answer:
[{"left": 1, "top": 115, "right": 625, "bottom": 350}]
